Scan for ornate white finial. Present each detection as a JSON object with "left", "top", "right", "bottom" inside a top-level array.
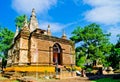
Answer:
[
  {"left": 48, "top": 24, "right": 50, "bottom": 31},
  {"left": 31, "top": 8, "right": 36, "bottom": 17},
  {"left": 62, "top": 30, "right": 67, "bottom": 39},
  {"left": 29, "top": 8, "right": 39, "bottom": 32},
  {"left": 48, "top": 24, "right": 50, "bottom": 28},
  {"left": 63, "top": 30, "right": 66, "bottom": 36},
  {"left": 47, "top": 24, "right": 51, "bottom": 36},
  {"left": 16, "top": 25, "right": 19, "bottom": 32},
  {"left": 12, "top": 25, "right": 19, "bottom": 44},
  {"left": 24, "top": 16, "right": 28, "bottom": 27}
]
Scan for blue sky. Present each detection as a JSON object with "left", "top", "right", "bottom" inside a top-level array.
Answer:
[{"left": 0, "top": 0, "right": 120, "bottom": 44}]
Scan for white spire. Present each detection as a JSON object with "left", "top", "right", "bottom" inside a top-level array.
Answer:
[
  {"left": 29, "top": 8, "right": 39, "bottom": 32},
  {"left": 12, "top": 26, "right": 19, "bottom": 44},
  {"left": 62, "top": 30, "right": 67, "bottom": 39},
  {"left": 63, "top": 30, "right": 66, "bottom": 36},
  {"left": 31, "top": 8, "right": 36, "bottom": 17},
  {"left": 14, "top": 26, "right": 19, "bottom": 37},
  {"left": 24, "top": 16, "right": 28, "bottom": 27},
  {"left": 47, "top": 24, "right": 51, "bottom": 36}
]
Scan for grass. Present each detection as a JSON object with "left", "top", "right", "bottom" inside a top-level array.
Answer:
[
  {"left": 91, "top": 78, "right": 120, "bottom": 82},
  {"left": 11, "top": 80, "right": 19, "bottom": 82}
]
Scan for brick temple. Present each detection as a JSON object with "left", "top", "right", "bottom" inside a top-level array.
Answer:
[{"left": 7, "top": 9, "right": 75, "bottom": 67}]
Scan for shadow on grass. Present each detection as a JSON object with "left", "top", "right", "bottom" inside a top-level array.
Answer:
[
  {"left": 91, "top": 78, "right": 120, "bottom": 82},
  {"left": 86, "top": 73, "right": 120, "bottom": 82}
]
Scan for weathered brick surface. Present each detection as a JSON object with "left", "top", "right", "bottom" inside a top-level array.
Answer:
[
  {"left": 20, "top": 38, "right": 29, "bottom": 49},
  {"left": 19, "top": 50, "right": 29, "bottom": 63},
  {"left": 29, "top": 37, "right": 75, "bottom": 65}
]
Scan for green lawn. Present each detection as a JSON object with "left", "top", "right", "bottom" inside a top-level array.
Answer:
[{"left": 91, "top": 78, "right": 120, "bottom": 82}]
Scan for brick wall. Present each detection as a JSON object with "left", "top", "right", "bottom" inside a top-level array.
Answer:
[{"left": 30, "top": 36, "right": 75, "bottom": 66}]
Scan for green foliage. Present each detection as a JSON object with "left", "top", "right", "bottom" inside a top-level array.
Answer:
[
  {"left": 15, "top": 15, "right": 27, "bottom": 28},
  {"left": 91, "top": 78, "right": 120, "bottom": 82},
  {"left": 116, "top": 34, "right": 120, "bottom": 48},
  {"left": 86, "top": 68, "right": 92, "bottom": 72},
  {"left": 70, "top": 23, "right": 111, "bottom": 67},
  {"left": 76, "top": 52, "right": 86, "bottom": 68},
  {"left": 108, "top": 35, "right": 120, "bottom": 69},
  {"left": 0, "top": 27, "right": 14, "bottom": 53},
  {"left": 114, "top": 69, "right": 120, "bottom": 73},
  {"left": 0, "top": 26, "right": 14, "bottom": 69}
]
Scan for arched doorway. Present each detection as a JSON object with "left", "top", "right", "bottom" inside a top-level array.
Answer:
[{"left": 53, "top": 43, "right": 62, "bottom": 65}]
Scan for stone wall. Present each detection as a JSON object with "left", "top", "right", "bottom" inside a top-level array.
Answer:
[
  {"left": 19, "top": 37, "right": 29, "bottom": 65},
  {"left": 30, "top": 35, "right": 75, "bottom": 66},
  {"left": 7, "top": 38, "right": 20, "bottom": 66}
]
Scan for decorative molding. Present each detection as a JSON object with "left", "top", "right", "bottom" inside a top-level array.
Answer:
[{"left": 31, "top": 32, "right": 73, "bottom": 46}]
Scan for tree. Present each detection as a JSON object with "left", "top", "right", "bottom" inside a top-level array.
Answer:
[
  {"left": 116, "top": 34, "right": 120, "bottom": 48},
  {"left": 109, "top": 34, "right": 120, "bottom": 69},
  {"left": 0, "top": 26, "right": 14, "bottom": 69},
  {"left": 70, "top": 23, "right": 111, "bottom": 67},
  {"left": 15, "top": 15, "right": 27, "bottom": 28}
]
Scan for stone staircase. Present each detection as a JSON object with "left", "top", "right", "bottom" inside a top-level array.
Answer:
[
  {"left": 2, "top": 72, "right": 22, "bottom": 79},
  {"left": 55, "top": 65, "right": 76, "bottom": 79}
]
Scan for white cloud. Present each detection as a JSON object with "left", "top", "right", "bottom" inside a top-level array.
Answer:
[
  {"left": 83, "top": 0, "right": 120, "bottom": 25},
  {"left": 108, "top": 27, "right": 120, "bottom": 36},
  {"left": 85, "top": 6, "right": 120, "bottom": 25},
  {"left": 107, "top": 27, "right": 120, "bottom": 43},
  {"left": 39, "top": 21, "right": 76, "bottom": 33},
  {"left": 12, "top": 0, "right": 57, "bottom": 15},
  {"left": 40, "top": 22, "right": 65, "bottom": 32},
  {"left": 84, "top": 0, "right": 120, "bottom": 7}
]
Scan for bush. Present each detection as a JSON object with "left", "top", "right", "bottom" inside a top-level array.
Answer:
[
  {"left": 86, "top": 68, "right": 92, "bottom": 73},
  {"left": 114, "top": 69, "right": 120, "bottom": 73}
]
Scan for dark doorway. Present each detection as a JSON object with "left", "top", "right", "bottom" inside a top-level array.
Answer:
[{"left": 53, "top": 43, "right": 62, "bottom": 65}]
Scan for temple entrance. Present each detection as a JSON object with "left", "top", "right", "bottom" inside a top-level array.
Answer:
[{"left": 53, "top": 43, "right": 62, "bottom": 65}]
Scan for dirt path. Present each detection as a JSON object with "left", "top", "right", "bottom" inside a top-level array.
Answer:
[
  {"left": 0, "top": 76, "right": 91, "bottom": 82},
  {"left": 38, "top": 77, "right": 91, "bottom": 82}
]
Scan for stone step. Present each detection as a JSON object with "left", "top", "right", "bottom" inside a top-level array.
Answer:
[
  {"left": 4, "top": 72, "right": 14, "bottom": 75},
  {"left": 3, "top": 72, "right": 22, "bottom": 79},
  {"left": 3, "top": 74, "right": 12, "bottom": 78}
]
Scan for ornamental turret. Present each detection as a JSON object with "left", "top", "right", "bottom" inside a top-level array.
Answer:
[
  {"left": 61, "top": 30, "right": 67, "bottom": 39},
  {"left": 47, "top": 25, "right": 51, "bottom": 36},
  {"left": 29, "top": 8, "right": 39, "bottom": 32}
]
